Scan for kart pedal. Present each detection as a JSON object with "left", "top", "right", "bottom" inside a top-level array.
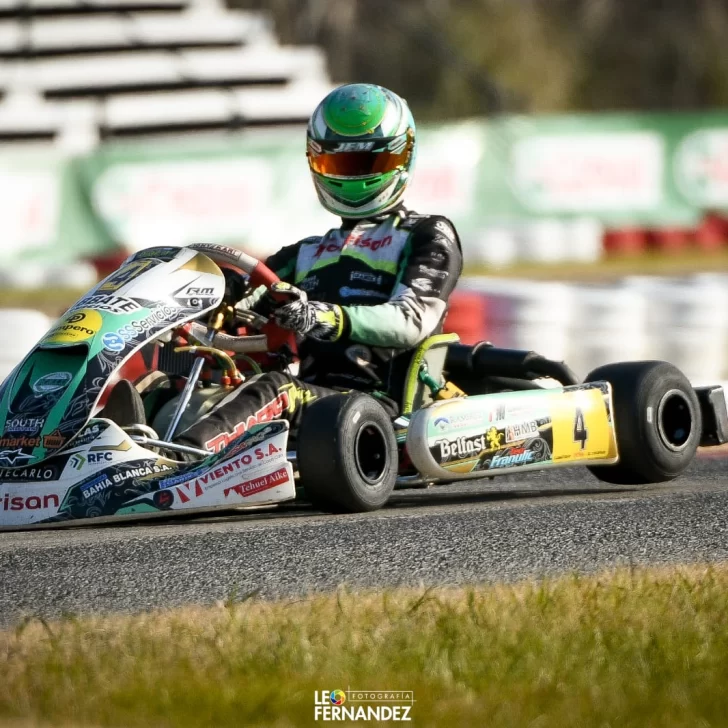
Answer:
[{"left": 101, "top": 379, "right": 147, "bottom": 429}]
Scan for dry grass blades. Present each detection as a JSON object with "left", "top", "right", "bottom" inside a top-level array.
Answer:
[{"left": 2, "top": 564, "right": 728, "bottom": 726}]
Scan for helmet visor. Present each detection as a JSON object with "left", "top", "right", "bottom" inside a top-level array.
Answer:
[{"left": 308, "top": 133, "right": 413, "bottom": 178}]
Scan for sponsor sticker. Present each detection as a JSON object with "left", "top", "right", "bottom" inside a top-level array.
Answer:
[
  {"left": 80, "top": 473, "right": 113, "bottom": 499},
  {"left": 332, "top": 141, "right": 375, "bottom": 152},
  {"left": 102, "top": 332, "right": 125, "bottom": 352},
  {"left": 0, "top": 431, "right": 65, "bottom": 450},
  {"left": 315, "top": 234, "right": 393, "bottom": 258},
  {"left": 435, "top": 427, "right": 504, "bottom": 463},
  {"left": 339, "top": 287, "right": 389, "bottom": 300},
  {"left": 299, "top": 275, "right": 320, "bottom": 292},
  {"left": 110, "top": 305, "right": 179, "bottom": 346},
  {"left": 174, "top": 442, "right": 285, "bottom": 502},
  {"left": 72, "top": 294, "right": 141, "bottom": 315},
  {"left": 488, "top": 446, "right": 536, "bottom": 469},
  {"left": 6, "top": 417, "right": 44, "bottom": 434},
  {"left": 43, "top": 431, "right": 65, "bottom": 449},
  {"left": 418, "top": 264, "right": 447, "bottom": 279},
  {"left": 488, "top": 403, "right": 507, "bottom": 422},
  {"left": 69, "top": 451, "right": 114, "bottom": 470},
  {"left": 177, "top": 285, "right": 217, "bottom": 308},
  {"left": 0, "top": 447, "right": 34, "bottom": 464},
  {"left": 437, "top": 435, "right": 485, "bottom": 462},
  {"left": 44, "top": 309, "right": 102, "bottom": 344},
  {"left": 433, "top": 220, "right": 454, "bottom": 239},
  {"left": 1, "top": 492, "right": 60, "bottom": 511},
  {"left": 110, "top": 462, "right": 172, "bottom": 484},
  {"left": 73, "top": 422, "right": 106, "bottom": 447},
  {"left": 350, "top": 271, "right": 384, "bottom": 285},
  {"left": 205, "top": 386, "right": 307, "bottom": 453},
  {"left": 183, "top": 286, "right": 215, "bottom": 297},
  {"left": 159, "top": 469, "right": 203, "bottom": 490},
  {"left": 410, "top": 277, "right": 434, "bottom": 293},
  {"left": 32, "top": 371, "right": 72, "bottom": 394},
  {"left": 0, "top": 465, "right": 58, "bottom": 481},
  {"left": 505, "top": 421, "right": 539, "bottom": 443},
  {"left": 132, "top": 246, "right": 180, "bottom": 261},
  {"left": 224, "top": 466, "right": 289, "bottom": 499},
  {"left": 98, "top": 260, "right": 155, "bottom": 292},
  {"left": 153, "top": 489, "right": 174, "bottom": 509},
  {"left": 432, "top": 410, "right": 485, "bottom": 433},
  {"left": 192, "top": 243, "right": 242, "bottom": 263}
]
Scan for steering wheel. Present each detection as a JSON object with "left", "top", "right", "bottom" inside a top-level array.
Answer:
[
  {"left": 185, "top": 243, "right": 293, "bottom": 354},
  {"left": 187, "top": 242, "right": 279, "bottom": 290}
]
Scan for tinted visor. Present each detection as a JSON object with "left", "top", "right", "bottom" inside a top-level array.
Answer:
[{"left": 308, "top": 133, "right": 413, "bottom": 177}]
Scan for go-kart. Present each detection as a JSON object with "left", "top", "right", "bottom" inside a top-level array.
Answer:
[{"left": 0, "top": 244, "right": 726, "bottom": 530}]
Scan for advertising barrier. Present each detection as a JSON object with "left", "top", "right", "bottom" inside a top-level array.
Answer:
[{"left": 5, "top": 110, "right": 728, "bottom": 265}]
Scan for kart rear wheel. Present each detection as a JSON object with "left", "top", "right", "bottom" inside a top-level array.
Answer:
[
  {"left": 297, "top": 393, "right": 398, "bottom": 513},
  {"left": 585, "top": 360, "right": 701, "bottom": 485}
]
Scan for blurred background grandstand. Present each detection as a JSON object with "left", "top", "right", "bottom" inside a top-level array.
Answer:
[{"left": 4, "top": 0, "right": 728, "bottom": 385}]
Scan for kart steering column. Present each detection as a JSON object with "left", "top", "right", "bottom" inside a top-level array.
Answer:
[{"left": 163, "top": 328, "right": 214, "bottom": 442}]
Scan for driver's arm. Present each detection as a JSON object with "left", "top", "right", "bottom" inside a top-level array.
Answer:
[
  {"left": 265, "top": 241, "right": 303, "bottom": 284},
  {"left": 342, "top": 216, "right": 463, "bottom": 349}
]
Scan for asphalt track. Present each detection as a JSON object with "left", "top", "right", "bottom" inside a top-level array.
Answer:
[{"left": 1, "top": 454, "right": 727, "bottom": 626}]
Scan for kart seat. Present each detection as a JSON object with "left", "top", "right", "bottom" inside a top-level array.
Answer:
[
  {"left": 400, "top": 332, "right": 461, "bottom": 414},
  {"left": 100, "top": 379, "right": 147, "bottom": 428}
]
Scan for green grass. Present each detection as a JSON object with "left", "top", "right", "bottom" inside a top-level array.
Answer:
[{"left": 3, "top": 564, "right": 728, "bottom": 727}]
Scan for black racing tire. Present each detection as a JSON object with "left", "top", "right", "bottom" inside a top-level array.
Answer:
[
  {"left": 585, "top": 361, "right": 701, "bottom": 485},
  {"left": 297, "top": 393, "right": 398, "bottom": 513}
]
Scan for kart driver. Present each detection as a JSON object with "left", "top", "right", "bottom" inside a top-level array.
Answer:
[{"left": 172, "top": 83, "right": 464, "bottom": 455}]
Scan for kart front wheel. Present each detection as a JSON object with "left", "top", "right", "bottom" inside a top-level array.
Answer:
[
  {"left": 297, "top": 393, "right": 398, "bottom": 513},
  {"left": 585, "top": 360, "right": 701, "bottom": 485}
]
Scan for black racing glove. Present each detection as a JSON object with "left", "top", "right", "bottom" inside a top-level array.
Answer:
[{"left": 256, "top": 282, "right": 346, "bottom": 342}]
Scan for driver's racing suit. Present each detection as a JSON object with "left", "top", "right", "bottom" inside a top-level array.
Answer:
[{"left": 174, "top": 206, "right": 463, "bottom": 454}]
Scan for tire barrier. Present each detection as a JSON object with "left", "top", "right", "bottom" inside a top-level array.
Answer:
[{"left": 444, "top": 274, "right": 728, "bottom": 382}]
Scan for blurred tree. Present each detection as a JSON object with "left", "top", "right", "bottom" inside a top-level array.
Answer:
[{"left": 230, "top": 0, "right": 728, "bottom": 118}]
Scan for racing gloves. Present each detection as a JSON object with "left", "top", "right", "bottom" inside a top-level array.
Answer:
[{"left": 246, "top": 282, "right": 346, "bottom": 342}]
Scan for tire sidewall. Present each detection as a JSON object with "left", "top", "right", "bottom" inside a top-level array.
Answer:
[
  {"left": 587, "top": 361, "right": 700, "bottom": 483},
  {"left": 336, "top": 395, "right": 398, "bottom": 510},
  {"left": 635, "top": 372, "right": 700, "bottom": 478}
]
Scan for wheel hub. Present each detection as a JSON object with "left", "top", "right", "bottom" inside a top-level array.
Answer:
[
  {"left": 656, "top": 389, "right": 693, "bottom": 451},
  {"left": 354, "top": 423, "right": 387, "bottom": 485}
]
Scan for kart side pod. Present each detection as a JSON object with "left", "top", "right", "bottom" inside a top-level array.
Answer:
[{"left": 405, "top": 383, "right": 619, "bottom": 482}]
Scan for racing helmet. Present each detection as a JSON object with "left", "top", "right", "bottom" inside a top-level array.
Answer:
[{"left": 306, "top": 83, "right": 416, "bottom": 218}]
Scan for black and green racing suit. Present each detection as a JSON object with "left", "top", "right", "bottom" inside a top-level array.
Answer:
[{"left": 175, "top": 206, "right": 463, "bottom": 453}]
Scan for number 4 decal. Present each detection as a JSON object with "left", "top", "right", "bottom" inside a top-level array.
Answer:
[{"left": 573, "top": 407, "right": 588, "bottom": 449}]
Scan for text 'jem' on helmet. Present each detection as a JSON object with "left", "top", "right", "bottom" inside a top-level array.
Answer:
[{"left": 306, "top": 83, "right": 417, "bottom": 219}]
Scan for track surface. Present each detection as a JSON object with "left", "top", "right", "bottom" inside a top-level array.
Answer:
[{"left": 1, "top": 456, "right": 727, "bottom": 626}]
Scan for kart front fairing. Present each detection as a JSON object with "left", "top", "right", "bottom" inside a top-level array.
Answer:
[
  {"left": 0, "top": 245, "right": 297, "bottom": 529},
  {"left": 0, "top": 246, "right": 224, "bottom": 467},
  {"left": 0, "top": 418, "right": 295, "bottom": 529}
]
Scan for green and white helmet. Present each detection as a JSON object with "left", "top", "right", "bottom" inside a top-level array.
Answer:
[{"left": 306, "top": 83, "right": 416, "bottom": 218}]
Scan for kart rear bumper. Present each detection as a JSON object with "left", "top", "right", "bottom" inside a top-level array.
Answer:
[{"left": 694, "top": 385, "right": 728, "bottom": 446}]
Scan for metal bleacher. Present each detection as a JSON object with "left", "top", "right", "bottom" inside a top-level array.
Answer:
[{"left": 0, "top": 0, "right": 333, "bottom": 148}]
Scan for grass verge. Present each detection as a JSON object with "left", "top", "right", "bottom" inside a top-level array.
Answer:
[
  {"left": 3, "top": 564, "right": 728, "bottom": 727},
  {"left": 466, "top": 248, "right": 728, "bottom": 281}
]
